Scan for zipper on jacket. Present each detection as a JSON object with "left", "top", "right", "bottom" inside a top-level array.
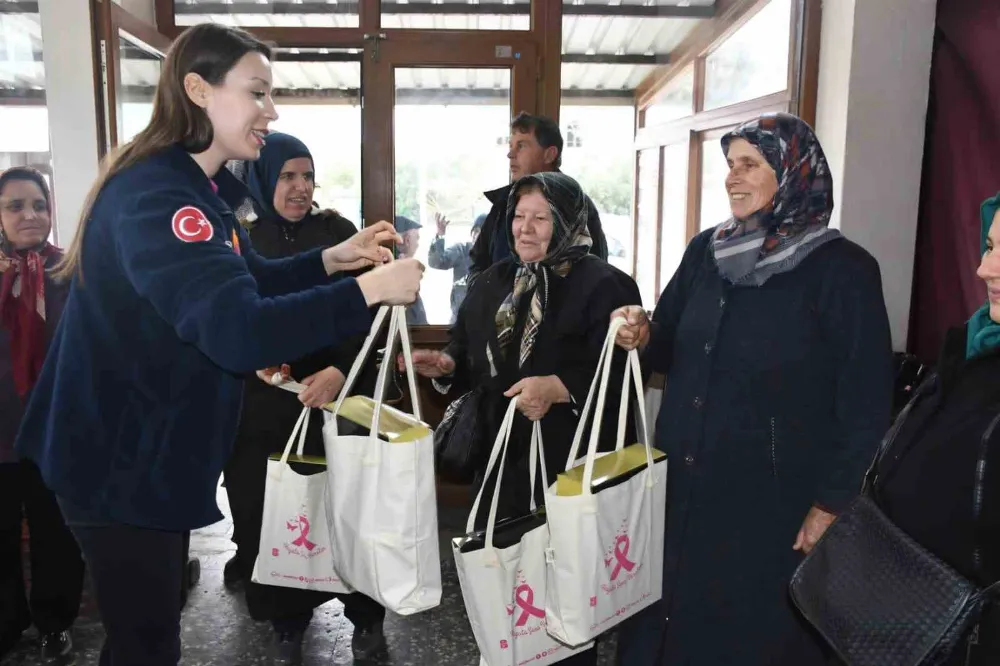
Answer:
[{"left": 770, "top": 417, "right": 777, "bottom": 477}]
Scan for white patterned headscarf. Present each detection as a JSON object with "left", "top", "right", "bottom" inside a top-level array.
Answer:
[{"left": 494, "top": 172, "right": 593, "bottom": 367}]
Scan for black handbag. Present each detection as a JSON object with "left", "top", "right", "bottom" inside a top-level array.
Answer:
[
  {"left": 433, "top": 387, "right": 488, "bottom": 483},
  {"left": 789, "top": 390, "right": 1000, "bottom": 666}
]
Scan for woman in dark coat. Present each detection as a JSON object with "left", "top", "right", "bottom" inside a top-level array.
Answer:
[
  {"left": 222, "top": 132, "right": 385, "bottom": 665},
  {"left": 0, "top": 167, "right": 83, "bottom": 663},
  {"left": 871, "top": 193, "right": 1000, "bottom": 665},
  {"left": 613, "top": 113, "right": 894, "bottom": 665},
  {"left": 410, "top": 172, "right": 640, "bottom": 666}
]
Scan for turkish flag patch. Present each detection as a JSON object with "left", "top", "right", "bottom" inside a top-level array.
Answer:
[{"left": 171, "top": 206, "right": 214, "bottom": 243}]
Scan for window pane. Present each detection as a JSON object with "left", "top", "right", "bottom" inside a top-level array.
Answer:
[
  {"left": 174, "top": 0, "right": 359, "bottom": 28},
  {"left": 699, "top": 136, "right": 731, "bottom": 231},
  {"left": 558, "top": 105, "right": 635, "bottom": 277},
  {"left": 636, "top": 148, "right": 660, "bottom": 309},
  {"left": 703, "top": 0, "right": 792, "bottom": 110},
  {"left": 644, "top": 65, "right": 694, "bottom": 127},
  {"left": 270, "top": 105, "right": 362, "bottom": 224},
  {"left": 659, "top": 142, "right": 688, "bottom": 292},
  {"left": 0, "top": 11, "right": 53, "bottom": 238},
  {"left": 118, "top": 34, "right": 161, "bottom": 145},
  {"left": 394, "top": 68, "right": 511, "bottom": 326},
  {"left": 382, "top": 1, "right": 529, "bottom": 30}
]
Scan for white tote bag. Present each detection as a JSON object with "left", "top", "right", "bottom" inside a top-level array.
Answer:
[
  {"left": 323, "top": 305, "right": 442, "bottom": 615},
  {"left": 454, "top": 398, "right": 593, "bottom": 666},
  {"left": 251, "top": 405, "right": 351, "bottom": 593},
  {"left": 544, "top": 317, "right": 667, "bottom": 646}
]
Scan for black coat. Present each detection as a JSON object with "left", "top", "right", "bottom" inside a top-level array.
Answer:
[
  {"left": 618, "top": 229, "right": 894, "bottom": 665},
  {"left": 467, "top": 182, "right": 608, "bottom": 283},
  {"left": 224, "top": 210, "right": 371, "bottom": 622},
  {"left": 444, "top": 255, "right": 640, "bottom": 523},
  {"left": 876, "top": 327, "right": 1000, "bottom": 665}
]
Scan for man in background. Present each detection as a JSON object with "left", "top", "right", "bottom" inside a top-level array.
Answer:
[
  {"left": 428, "top": 213, "right": 483, "bottom": 324},
  {"left": 395, "top": 215, "right": 427, "bottom": 325},
  {"left": 468, "top": 112, "right": 608, "bottom": 284}
]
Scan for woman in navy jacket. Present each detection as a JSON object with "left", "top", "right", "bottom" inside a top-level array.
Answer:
[{"left": 15, "top": 24, "right": 422, "bottom": 666}]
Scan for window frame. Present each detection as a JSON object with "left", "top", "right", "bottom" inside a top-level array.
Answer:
[{"left": 629, "top": 0, "right": 820, "bottom": 297}]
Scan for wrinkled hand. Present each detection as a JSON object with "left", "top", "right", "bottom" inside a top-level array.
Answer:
[
  {"left": 793, "top": 506, "right": 838, "bottom": 554},
  {"left": 435, "top": 213, "right": 450, "bottom": 237},
  {"left": 322, "top": 220, "right": 398, "bottom": 274},
  {"left": 299, "top": 366, "right": 346, "bottom": 408},
  {"left": 404, "top": 349, "right": 456, "bottom": 378},
  {"left": 504, "top": 375, "right": 569, "bottom": 421},
  {"left": 611, "top": 305, "right": 650, "bottom": 351},
  {"left": 256, "top": 364, "right": 292, "bottom": 385}
]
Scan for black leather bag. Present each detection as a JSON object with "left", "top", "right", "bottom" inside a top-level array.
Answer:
[
  {"left": 790, "top": 394, "right": 1000, "bottom": 666},
  {"left": 433, "top": 387, "right": 488, "bottom": 483}
]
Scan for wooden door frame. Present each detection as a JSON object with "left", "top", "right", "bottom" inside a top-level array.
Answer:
[{"left": 93, "top": 1, "right": 171, "bottom": 156}]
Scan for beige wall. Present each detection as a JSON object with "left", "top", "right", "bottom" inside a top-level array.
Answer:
[{"left": 814, "top": 0, "right": 937, "bottom": 351}]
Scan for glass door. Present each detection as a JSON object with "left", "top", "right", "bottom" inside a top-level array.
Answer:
[{"left": 361, "top": 34, "right": 538, "bottom": 328}]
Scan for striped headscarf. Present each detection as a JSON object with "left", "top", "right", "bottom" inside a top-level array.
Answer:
[
  {"left": 711, "top": 113, "right": 840, "bottom": 286},
  {"left": 494, "top": 172, "right": 592, "bottom": 368}
]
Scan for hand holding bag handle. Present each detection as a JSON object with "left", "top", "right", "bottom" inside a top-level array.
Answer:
[
  {"left": 465, "top": 399, "right": 549, "bottom": 555},
  {"left": 275, "top": 405, "right": 312, "bottom": 480},
  {"left": 562, "top": 317, "right": 654, "bottom": 494},
  {"left": 329, "top": 305, "right": 424, "bottom": 435}
]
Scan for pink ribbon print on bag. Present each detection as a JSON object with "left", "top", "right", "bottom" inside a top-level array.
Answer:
[
  {"left": 280, "top": 510, "right": 327, "bottom": 559},
  {"left": 589, "top": 521, "right": 654, "bottom": 632},
  {"left": 508, "top": 584, "right": 545, "bottom": 627},
  {"left": 602, "top": 521, "right": 642, "bottom": 593},
  {"left": 502, "top": 570, "right": 549, "bottom": 640},
  {"left": 608, "top": 535, "right": 636, "bottom": 581},
  {"left": 287, "top": 514, "right": 317, "bottom": 550}
]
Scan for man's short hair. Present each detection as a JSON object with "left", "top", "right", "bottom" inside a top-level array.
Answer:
[{"left": 510, "top": 111, "right": 563, "bottom": 169}]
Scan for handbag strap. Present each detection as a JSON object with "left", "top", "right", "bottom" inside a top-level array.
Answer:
[
  {"left": 865, "top": 376, "right": 1000, "bottom": 593},
  {"left": 971, "top": 411, "right": 1000, "bottom": 583},
  {"left": 861, "top": 378, "right": 934, "bottom": 495}
]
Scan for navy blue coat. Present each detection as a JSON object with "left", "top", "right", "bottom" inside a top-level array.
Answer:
[
  {"left": 16, "top": 145, "right": 373, "bottom": 531},
  {"left": 618, "top": 229, "right": 893, "bottom": 665}
]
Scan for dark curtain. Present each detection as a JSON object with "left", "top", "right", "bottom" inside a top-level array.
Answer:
[{"left": 908, "top": 0, "right": 1000, "bottom": 362}]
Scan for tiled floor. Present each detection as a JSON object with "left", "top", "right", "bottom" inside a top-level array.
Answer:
[{"left": 2, "top": 486, "right": 618, "bottom": 665}]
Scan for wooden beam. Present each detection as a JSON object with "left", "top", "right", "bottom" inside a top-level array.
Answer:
[
  {"left": 154, "top": 0, "right": 177, "bottom": 38},
  {"left": 169, "top": 2, "right": 714, "bottom": 18},
  {"left": 563, "top": 53, "right": 669, "bottom": 65},
  {"left": 111, "top": 2, "right": 171, "bottom": 54},
  {"left": 531, "top": 0, "right": 561, "bottom": 120},
  {"left": 266, "top": 50, "right": 669, "bottom": 65},
  {"left": 0, "top": 1, "right": 38, "bottom": 12}
]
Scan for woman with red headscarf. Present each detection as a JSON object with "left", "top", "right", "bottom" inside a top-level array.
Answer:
[{"left": 0, "top": 167, "right": 83, "bottom": 663}]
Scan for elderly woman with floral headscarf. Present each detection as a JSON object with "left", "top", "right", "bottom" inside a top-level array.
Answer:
[
  {"left": 410, "top": 172, "right": 640, "bottom": 665},
  {"left": 612, "top": 113, "right": 894, "bottom": 665}
]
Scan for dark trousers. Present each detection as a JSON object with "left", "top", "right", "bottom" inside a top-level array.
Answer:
[
  {"left": 0, "top": 460, "right": 84, "bottom": 639},
  {"left": 68, "top": 521, "right": 184, "bottom": 666},
  {"left": 225, "top": 406, "right": 386, "bottom": 634}
]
